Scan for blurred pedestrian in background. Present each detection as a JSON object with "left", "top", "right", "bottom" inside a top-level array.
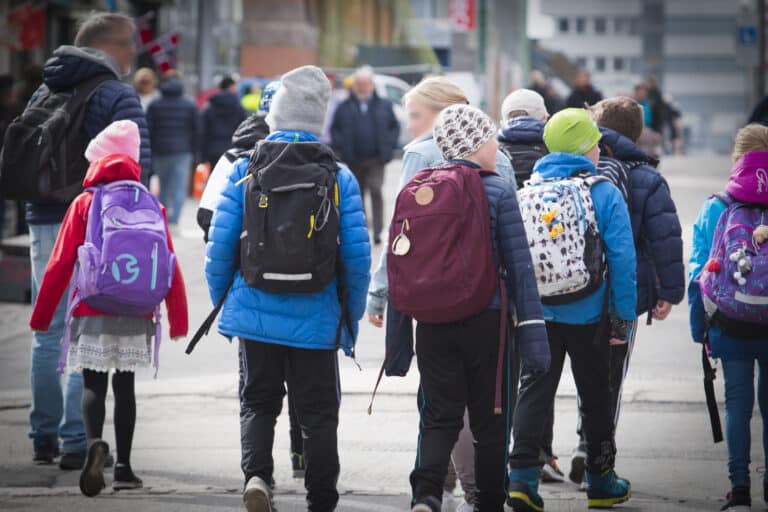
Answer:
[
  {"left": 200, "top": 75, "right": 247, "bottom": 165},
  {"left": 146, "top": 71, "right": 199, "bottom": 226},
  {"left": 331, "top": 66, "right": 400, "bottom": 244},
  {"left": 529, "top": 70, "right": 564, "bottom": 116},
  {"left": 566, "top": 70, "right": 603, "bottom": 109},
  {"left": 133, "top": 67, "right": 159, "bottom": 112}
]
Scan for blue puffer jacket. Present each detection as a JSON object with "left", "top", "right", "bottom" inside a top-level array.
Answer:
[
  {"left": 146, "top": 78, "right": 199, "bottom": 156},
  {"left": 201, "top": 92, "right": 247, "bottom": 162},
  {"left": 598, "top": 128, "right": 685, "bottom": 317},
  {"left": 26, "top": 46, "right": 151, "bottom": 224},
  {"left": 532, "top": 152, "right": 637, "bottom": 324},
  {"left": 205, "top": 130, "right": 371, "bottom": 355}
]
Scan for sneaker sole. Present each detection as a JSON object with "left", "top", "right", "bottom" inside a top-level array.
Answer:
[
  {"left": 243, "top": 487, "right": 272, "bottom": 512},
  {"left": 113, "top": 480, "right": 143, "bottom": 491},
  {"left": 587, "top": 489, "right": 631, "bottom": 509},
  {"left": 79, "top": 442, "right": 108, "bottom": 498},
  {"left": 570, "top": 456, "right": 586, "bottom": 485},
  {"left": 541, "top": 466, "right": 565, "bottom": 483},
  {"left": 507, "top": 492, "right": 545, "bottom": 512}
]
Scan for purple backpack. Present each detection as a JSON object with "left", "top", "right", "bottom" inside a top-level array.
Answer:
[
  {"left": 58, "top": 180, "right": 175, "bottom": 373},
  {"left": 700, "top": 193, "right": 768, "bottom": 336}
]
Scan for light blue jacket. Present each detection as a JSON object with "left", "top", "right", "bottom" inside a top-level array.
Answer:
[
  {"left": 533, "top": 153, "right": 637, "bottom": 324},
  {"left": 688, "top": 197, "right": 768, "bottom": 359},
  {"left": 367, "top": 133, "right": 515, "bottom": 314},
  {"left": 204, "top": 130, "right": 371, "bottom": 355}
]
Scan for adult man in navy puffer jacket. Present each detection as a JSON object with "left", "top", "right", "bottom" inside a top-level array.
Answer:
[
  {"left": 550, "top": 97, "right": 685, "bottom": 487},
  {"left": 24, "top": 12, "right": 150, "bottom": 471}
]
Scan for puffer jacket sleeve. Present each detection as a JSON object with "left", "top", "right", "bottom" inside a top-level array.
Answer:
[
  {"left": 688, "top": 197, "right": 725, "bottom": 343},
  {"left": 495, "top": 150, "right": 517, "bottom": 187},
  {"left": 496, "top": 183, "right": 550, "bottom": 374},
  {"left": 198, "top": 155, "right": 235, "bottom": 241},
  {"left": 87, "top": 82, "right": 152, "bottom": 185},
  {"left": 205, "top": 158, "right": 247, "bottom": 305},
  {"left": 641, "top": 173, "right": 684, "bottom": 304},
  {"left": 337, "top": 165, "right": 372, "bottom": 326},
  {"left": 593, "top": 182, "right": 637, "bottom": 321}
]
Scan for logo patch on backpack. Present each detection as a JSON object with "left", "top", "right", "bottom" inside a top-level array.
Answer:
[
  {"left": 700, "top": 195, "right": 768, "bottom": 336},
  {"left": 518, "top": 174, "right": 607, "bottom": 304},
  {"left": 76, "top": 181, "right": 174, "bottom": 316}
]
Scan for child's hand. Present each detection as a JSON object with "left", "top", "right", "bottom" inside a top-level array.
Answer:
[
  {"left": 652, "top": 300, "right": 672, "bottom": 321},
  {"left": 367, "top": 313, "right": 384, "bottom": 328}
]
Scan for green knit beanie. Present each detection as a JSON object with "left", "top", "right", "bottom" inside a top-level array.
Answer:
[{"left": 543, "top": 108, "right": 602, "bottom": 155}]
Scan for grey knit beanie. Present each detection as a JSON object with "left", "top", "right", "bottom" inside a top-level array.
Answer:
[
  {"left": 266, "top": 65, "right": 330, "bottom": 136},
  {"left": 433, "top": 104, "right": 496, "bottom": 161}
]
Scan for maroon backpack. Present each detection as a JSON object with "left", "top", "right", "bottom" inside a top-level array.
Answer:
[{"left": 387, "top": 163, "right": 497, "bottom": 323}]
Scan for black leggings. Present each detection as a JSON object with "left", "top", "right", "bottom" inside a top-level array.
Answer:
[{"left": 82, "top": 369, "right": 136, "bottom": 466}]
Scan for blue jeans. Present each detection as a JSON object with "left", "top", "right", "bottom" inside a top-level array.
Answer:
[
  {"left": 155, "top": 153, "right": 192, "bottom": 225},
  {"left": 722, "top": 357, "right": 768, "bottom": 488},
  {"left": 29, "top": 223, "right": 86, "bottom": 453}
]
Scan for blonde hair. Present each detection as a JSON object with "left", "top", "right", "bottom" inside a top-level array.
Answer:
[
  {"left": 133, "top": 68, "right": 157, "bottom": 92},
  {"left": 403, "top": 76, "right": 468, "bottom": 112},
  {"left": 732, "top": 123, "right": 768, "bottom": 162}
]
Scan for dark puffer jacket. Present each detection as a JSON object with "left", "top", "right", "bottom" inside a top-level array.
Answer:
[
  {"left": 330, "top": 92, "right": 400, "bottom": 164},
  {"left": 26, "top": 46, "right": 151, "bottom": 224},
  {"left": 200, "top": 91, "right": 247, "bottom": 162},
  {"left": 146, "top": 78, "right": 199, "bottom": 156},
  {"left": 497, "top": 116, "right": 548, "bottom": 189},
  {"left": 597, "top": 127, "right": 685, "bottom": 318}
]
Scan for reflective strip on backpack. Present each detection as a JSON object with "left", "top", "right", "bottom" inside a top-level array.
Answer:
[
  {"left": 735, "top": 291, "right": 768, "bottom": 305},
  {"left": 262, "top": 272, "right": 313, "bottom": 281}
]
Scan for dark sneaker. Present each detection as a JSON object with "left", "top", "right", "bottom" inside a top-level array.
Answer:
[
  {"left": 721, "top": 486, "right": 751, "bottom": 511},
  {"left": 79, "top": 440, "right": 108, "bottom": 497},
  {"left": 507, "top": 467, "right": 544, "bottom": 512},
  {"left": 60, "top": 450, "right": 86, "bottom": 470},
  {"left": 541, "top": 456, "right": 565, "bottom": 483},
  {"left": 33, "top": 443, "right": 59, "bottom": 465},
  {"left": 113, "top": 464, "right": 143, "bottom": 491},
  {"left": 291, "top": 451, "right": 305, "bottom": 479},
  {"left": 569, "top": 448, "right": 586, "bottom": 484},
  {"left": 585, "top": 470, "right": 631, "bottom": 509},
  {"left": 104, "top": 452, "right": 114, "bottom": 469}
]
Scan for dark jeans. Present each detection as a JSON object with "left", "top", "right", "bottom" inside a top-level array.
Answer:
[
  {"left": 239, "top": 339, "right": 340, "bottom": 512},
  {"left": 410, "top": 310, "right": 512, "bottom": 511},
  {"left": 510, "top": 322, "right": 616, "bottom": 475},
  {"left": 82, "top": 370, "right": 136, "bottom": 465},
  {"left": 540, "top": 320, "right": 637, "bottom": 457},
  {"left": 349, "top": 159, "right": 385, "bottom": 235}
]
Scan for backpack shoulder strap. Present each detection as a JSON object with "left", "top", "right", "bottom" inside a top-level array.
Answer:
[
  {"left": 702, "top": 344, "right": 724, "bottom": 443},
  {"left": 61, "top": 74, "right": 115, "bottom": 116},
  {"left": 713, "top": 191, "right": 733, "bottom": 207},
  {"left": 84, "top": 186, "right": 103, "bottom": 247}
]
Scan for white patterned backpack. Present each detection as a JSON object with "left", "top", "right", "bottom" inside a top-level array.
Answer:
[{"left": 518, "top": 172, "right": 608, "bottom": 304}]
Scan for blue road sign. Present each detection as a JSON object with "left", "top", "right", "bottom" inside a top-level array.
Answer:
[{"left": 738, "top": 25, "right": 758, "bottom": 47}]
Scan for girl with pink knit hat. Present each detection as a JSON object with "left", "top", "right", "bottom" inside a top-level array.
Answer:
[{"left": 30, "top": 120, "right": 188, "bottom": 498}]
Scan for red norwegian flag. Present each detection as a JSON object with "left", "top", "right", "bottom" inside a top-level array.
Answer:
[
  {"left": 7, "top": 3, "right": 45, "bottom": 50},
  {"left": 149, "top": 31, "right": 180, "bottom": 74},
  {"left": 135, "top": 11, "right": 155, "bottom": 48}
]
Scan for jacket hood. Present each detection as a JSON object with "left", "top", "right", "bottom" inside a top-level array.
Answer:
[
  {"left": 83, "top": 154, "right": 142, "bottom": 187},
  {"left": 265, "top": 130, "right": 320, "bottom": 143},
  {"left": 726, "top": 150, "right": 768, "bottom": 206},
  {"left": 532, "top": 152, "right": 596, "bottom": 179},
  {"left": 231, "top": 114, "right": 270, "bottom": 150},
  {"left": 209, "top": 91, "right": 242, "bottom": 109},
  {"left": 497, "top": 116, "right": 545, "bottom": 144},
  {"left": 42, "top": 46, "right": 121, "bottom": 89},
  {"left": 160, "top": 77, "right": 184, "bottom": 97},
  {"left": 599, "top": 127, "right": 656, "bottom": 166}
]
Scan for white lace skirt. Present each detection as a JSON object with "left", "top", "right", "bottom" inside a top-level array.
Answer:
[{"left": 68, "top": 333, "right": 151, "bottom": 373}]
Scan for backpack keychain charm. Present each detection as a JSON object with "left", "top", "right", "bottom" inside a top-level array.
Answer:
[
  {"left": 753, "top": 225, "right": 768, "bottom": 245},
  {"left": 729, "top": 245, "right": 752, "bottom": 286},
  {"left": 392, "top": 219, "right": 411, "bottom": 256}
]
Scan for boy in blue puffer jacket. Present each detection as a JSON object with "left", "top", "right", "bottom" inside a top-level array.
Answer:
[
  {"left": 507, "top": 108, "right": 637, "bottom": 512},
  {"left": 204, "top": 66, "right": 370, "bottom": 512}
]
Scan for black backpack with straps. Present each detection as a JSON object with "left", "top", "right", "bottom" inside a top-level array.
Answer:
[
  {"left": 186, "top": 140, "right": 353, "bottom": 354},
  {"left": 0, "top": 74, "right": 114, "bottom": 204}
]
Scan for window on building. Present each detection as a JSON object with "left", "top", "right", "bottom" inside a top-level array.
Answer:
[
  {"left": 575, "top": 57, "right": 587, "bottom": 69},
  {"left": 595, "top": 57, "right": 606, "bottom": 72},
  {"left": 558, "top": 17, "right": 569, "bottom": 33},
  {"left": 628, "top": 18, "right": 640, "bottom": 35},
  {"left": 614, "top": 18, "right": 625, "bottom": 33},
  {"left": 613, "top": 57, "right": 625, "bottom": 71},
  {"left": 595, "top": 17, "right": 606, "bottom": 34},
  {"left": 575, "top": 17, "right": 586, "bottom": 34}
]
